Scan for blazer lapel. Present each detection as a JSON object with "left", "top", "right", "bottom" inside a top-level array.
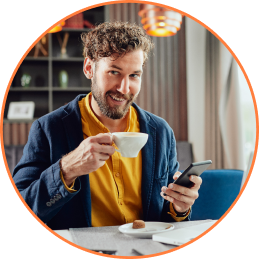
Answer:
[
  {"left": 61, "top": 95, "right": 92, "bottom": 227},
  {"left": 141, "top": 125, "right": 156, "bottom": 221},
  {"left": 62, "top": 109, "right": 84, "bottom": 152},
  {"left": 133, "top": 104, "right": 157, "bottom": 221}
]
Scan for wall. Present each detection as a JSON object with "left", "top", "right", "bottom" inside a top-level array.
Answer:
[{"left": 185, "top": 17, "right": 206, "bottom": 161}]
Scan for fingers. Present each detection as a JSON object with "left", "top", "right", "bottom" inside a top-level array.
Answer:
[
  {"left": 160, "top": 177, "right": 201, "bottom": 213},
  {"left": 161, "top": 185, "right": 197, "bottom": 206},
  {"left": 87, "top": 143, "right": 115, "bottom": 157},
  {"left": 162, "top": 194, "right": 190, "bottom": 212},
  {"left": 63, "top": 133, "right": 115, "bottom": 177},
  {"left": 189, "top": 175, "right": 202, "bottom": 190},
  {"left": 168, "top": 183, "right": 198, "bottom": 198},
  {"left": 85, "top": 134, "right": 115, "bottom": 156},
  {"left": 173, "top": 171, "right": 181, "bottom": 180},
  {"left": 90, "top": 133, "right": 113, "bottom": 145},
  {"left": 99, "top": 145, "right": 115, "bottom": 156},
  {"left": 98, "top": 153, "right": 110, "bottom": 161}
]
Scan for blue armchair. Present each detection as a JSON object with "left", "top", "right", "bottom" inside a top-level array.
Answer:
[{"left": 191, "top": 169, "right": 244, "bottom": 220}]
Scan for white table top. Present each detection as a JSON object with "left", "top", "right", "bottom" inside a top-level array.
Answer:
[
  {"left": 54, "top": 220, "right": 217, "bottom": 256},
  {"left": 54, "top": 229, "right": 73, "bottom": 242}
]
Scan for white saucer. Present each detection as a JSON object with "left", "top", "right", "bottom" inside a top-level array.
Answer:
[{"left": 118, "top": 222, "right": 174, "bottom": 239}]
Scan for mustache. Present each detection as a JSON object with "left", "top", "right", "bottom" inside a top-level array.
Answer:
[{"left": 106, "top": 91, "right": 134, "bottom": 101}]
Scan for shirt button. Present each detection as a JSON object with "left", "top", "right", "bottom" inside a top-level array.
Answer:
[
  {"left": 116, "top": 173, "right": 120, "bottom": 177},
  {"left": 46, "top": 202, "right": 52, "bottom": 207}
]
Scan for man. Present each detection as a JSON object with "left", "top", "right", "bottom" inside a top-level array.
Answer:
[{"left": 13, "top": 21, "right": 202, "bottom": 230}]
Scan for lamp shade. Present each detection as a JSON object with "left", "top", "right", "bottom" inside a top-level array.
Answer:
[
  {"left": 48, "top": 21, "right": 65, "bottom": 33},
  {"left": 138, "top": 4, "right": 183, "bottom": 37}
]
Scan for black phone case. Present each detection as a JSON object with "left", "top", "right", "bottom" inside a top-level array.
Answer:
[{"left": 173, "top": 160, "right": 212, "bottom": 188}]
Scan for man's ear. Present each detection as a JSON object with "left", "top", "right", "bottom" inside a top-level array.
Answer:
[{"left": 83, "top": 57, "right": 94, "bottom": 79}]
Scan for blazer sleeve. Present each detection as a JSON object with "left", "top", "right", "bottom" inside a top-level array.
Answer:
[{"left": 12, "top": 120, "right": 81, "bottom": 224}]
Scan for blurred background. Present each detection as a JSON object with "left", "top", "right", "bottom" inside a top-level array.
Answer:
[{"left": 3, "top": 3, "right": 256, "bottom": 177}]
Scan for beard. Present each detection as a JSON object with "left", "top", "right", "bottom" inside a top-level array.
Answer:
[{"left": 91, "top": 75, "right": 138, "bottom": 120}]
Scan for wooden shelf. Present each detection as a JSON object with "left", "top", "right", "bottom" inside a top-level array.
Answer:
[
  {"left": 24, "top": 57, "right": 49, "bottom": 61},
  {"left": 62, "top": 28, "right": 91, "bottom": 32},
  {"left": 5, "top": 7, "right": 105, "bottom": 124},
  {"left": 10, "top": 87, "right": 49, "bottom": 91},
  {"left": 4, "top": 118, "right": 38, "bottom": 123},
  {"left": 52, "top": 87, "right": 91, "bottom": 91},
  {"left": 52, "top": 57, "right": 84, "bottom": 62}
]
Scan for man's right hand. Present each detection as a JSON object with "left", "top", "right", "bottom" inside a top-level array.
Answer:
[{"left": 60, "top": 133, "right": 115, "bottom": 186}]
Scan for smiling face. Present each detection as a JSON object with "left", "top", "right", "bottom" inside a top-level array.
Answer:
[{"left": 84, "top": 49, "right": 144, "bottom": 120}]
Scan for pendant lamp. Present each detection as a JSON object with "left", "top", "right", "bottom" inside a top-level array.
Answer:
[
  {"left": 49, "top": 21, "right": 65, "bottom": 33},
  {"left": 138, "top": 4, "right": 183, "bottom": 37}
]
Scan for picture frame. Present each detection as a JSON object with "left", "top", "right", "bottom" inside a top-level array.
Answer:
[{"left": 7, "top": 101, "right": 35, "bottom": 120}]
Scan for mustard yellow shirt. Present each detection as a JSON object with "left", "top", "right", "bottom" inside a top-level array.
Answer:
[
  {"left": 61, "top": 93, "right": 189, "bottom": 225},
  {"left": 79, "top": 93, "right": 143, "bottom": 227}
]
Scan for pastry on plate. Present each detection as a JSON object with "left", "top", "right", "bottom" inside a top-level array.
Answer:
[{"left": 132, "top": 220, "right": 145, "bottom": 229}]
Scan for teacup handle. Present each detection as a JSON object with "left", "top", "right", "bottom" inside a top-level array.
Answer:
[{"left": 111, "top": 133, "right": 120, "bottom": 153}]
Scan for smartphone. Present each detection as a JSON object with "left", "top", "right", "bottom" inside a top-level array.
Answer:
[{"left": 173, "top": 160, "right": 212, "bottom": 188}]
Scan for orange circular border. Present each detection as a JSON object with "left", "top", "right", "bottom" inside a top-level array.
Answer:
[{"left": 0, "top": 0, "right": 259, "bottom": 258}]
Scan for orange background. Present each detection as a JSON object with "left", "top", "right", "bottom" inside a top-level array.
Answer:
[{"left": 0, "top": 0, "right": 259, "bottom": 258}]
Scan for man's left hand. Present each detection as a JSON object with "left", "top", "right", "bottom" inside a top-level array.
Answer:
[{"left": 161, "top": 171, "right": 202, "bottom": 214}]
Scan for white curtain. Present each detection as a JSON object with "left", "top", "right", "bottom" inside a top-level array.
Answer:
[{"left": 205, "top": 31, "right": 244, "bottom": 170}]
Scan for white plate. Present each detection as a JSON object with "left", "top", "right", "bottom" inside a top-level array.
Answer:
[{"left": 118, "top": 222, "right": 174, "bottom": 239}]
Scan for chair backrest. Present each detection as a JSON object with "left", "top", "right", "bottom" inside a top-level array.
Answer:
[{"left": 191, "top": 169, "right": 244, "bottom": 220}]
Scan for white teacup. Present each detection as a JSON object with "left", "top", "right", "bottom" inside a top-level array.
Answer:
[{"left": 112, "top": 132, "right": 149, "bottom": 158}]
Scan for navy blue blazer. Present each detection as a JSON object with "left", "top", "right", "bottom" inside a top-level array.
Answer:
[{"left": 13, "top": 94, "right": 190, "bottom": 230}]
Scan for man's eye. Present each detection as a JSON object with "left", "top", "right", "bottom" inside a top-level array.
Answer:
[
  {"left": 110, "top": 71, "right": 119, "bottom": 75},
  {"left": 130, "top": 74, "right": 140, "bottom": 78}
]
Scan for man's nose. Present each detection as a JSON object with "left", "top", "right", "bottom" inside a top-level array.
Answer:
[{"left": 117, "top": 76, "right": 130, "bottom": 94}]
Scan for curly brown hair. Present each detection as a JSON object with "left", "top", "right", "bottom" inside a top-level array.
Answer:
[{"left": 81, "top": 21, "right": 154, "bottom": 63}]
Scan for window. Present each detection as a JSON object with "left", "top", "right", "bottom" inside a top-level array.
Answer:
[{"left": 238, "top": 67, "right": 256, "bottom": 169}]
